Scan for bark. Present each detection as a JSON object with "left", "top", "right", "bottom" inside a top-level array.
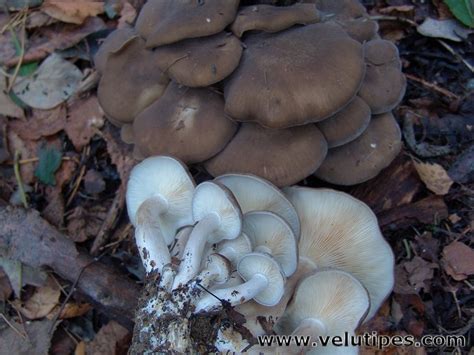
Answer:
[{"left": 0, "top": 205, "right": 139, "bottom": 329}]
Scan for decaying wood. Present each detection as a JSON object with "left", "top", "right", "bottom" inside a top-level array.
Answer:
[
  {"left": 352, "top": 152, "right": 423, "bottom": 214},
  {"left": 378, "top": 195, "right": 449, "bottom": 231},
  {"left": 0, "top": 206, "right": 139, "bottom": 328}
]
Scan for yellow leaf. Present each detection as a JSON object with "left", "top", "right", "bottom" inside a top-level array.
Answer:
[
  {"left": 413, "top": 161, "right": 453, "bottom": 195},
  {"left": 42, "top": 1, "right": 104, "bottom": 25}
]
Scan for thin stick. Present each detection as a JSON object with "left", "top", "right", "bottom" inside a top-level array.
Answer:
[
  {"left": 13, "top": 150, "right": 28, "bottom": 208},
  {"left": 6, "top": 11, "right": 27, "bottom": 92},
  {"left": 405, "top": 73, "right": 460, "bottom": 100},
  {"left": 0, "top": 313, "right": 26, "bottom": 339}
]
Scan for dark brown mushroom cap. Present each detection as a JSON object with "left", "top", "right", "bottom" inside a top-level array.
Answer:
[
  {"left": 314, "top": 112, "right": 402, "bottom": 185},
  {"left": 316, "top": 96, "right": 371, "bottom": 148},
  {"left": 154, "top": 32, "right": 243, "bottom": 88},
  {"left": 301, "top": 0, "right": 378, "bottom": 42},
  {"left": 230, "top": 3, "right": 322, "bottom": 37},
  {"left": 94, "top": 28, "right": 137, "bottom": 73},
  {"left": 224, "top": 23, "right": 365, "bottom": 129},
  {"left": 132, "top": 82, "right": 238, "bottom": 164},
  {"left": 204, "top": 123, "right": 328, "bottom": 187},
  {"left": 358, "top": 40, "right": 406, "bottom": 114},
  {"left": 135, "top": 0, "right": 239, "bottom": 48},
  {"left": 97, "top": 36, "right": 169, "bottom": 125}
]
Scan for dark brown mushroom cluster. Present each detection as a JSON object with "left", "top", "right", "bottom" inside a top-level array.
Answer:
[{"left": 95, "top": 0, "right": 406, "bottom": 187}]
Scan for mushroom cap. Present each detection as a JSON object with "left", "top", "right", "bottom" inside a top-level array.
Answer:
[
  {"left": 97, "top": 36, "right": 169, "bottom": 125},
  {"left": 126, "top": 156, "right": 195, "bottom": 245},
  {"left": 135, "top": 0, "right": 239, "bottom": 48},
  {"left": 204, "top": 123, "right": 328, "bottom": 187},
  {"left": 243, "top": 211, "right": 297, "bottom": 277},
  {"left": 94, "top": 28, "right": 137, "bottom": 74},
  {"left": 301, "top": 0, "right": 378, "bottom": 42},
  {"left": 215, "top": 173, "right": 300, "bottom": 239},
  {"left": 284, "top": 187, "right": 394, "bottom": 319},
  {"left": 224, "top": 22, "right": 366, "bottom": 128},
  {"left": 316, "top": 96, "right": 371, "bottom": 148},
  {"left": 358, "top": 40, "right": 406, "bottom": 114},
  {"left": 230, "top": 3, "right": 321, "bottom": 37},
  {"left": 203, "top": 253, "right": 232, "bottom": 284},
  {"left": 276, "top": 269, "right": 369, "bottom": 342},
  {"left": 192, "top": 181, "right": 242, "bottom": 243},
  {"left": 237, "top": 252, "right": 285, "bottom": 306},
  {"left": 314, "top": 111, "right": 402, "bottom": 185},
  {"left": 154, "top": 32, "right": 243, "bottom": 87},
  {"left": 132, "top": 82, "right": 237, "bottom": 164},
  {"left": 120, "top": 124, "right": 134, "bottom": 144},
  {"left": 216, "top": 232, "right": 253, "bottom": 266}
]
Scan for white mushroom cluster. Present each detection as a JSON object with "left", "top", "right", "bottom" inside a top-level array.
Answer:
[{"left": 127, "top": 156, "right": 394, "bottom": 353}]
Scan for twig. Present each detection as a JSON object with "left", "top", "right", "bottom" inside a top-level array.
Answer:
[
  {"left": 437, "top": 40, "right": 474, "bottom": 74},
  {"left": 6, "top": 10, "right": 27, "bottom": 92},
  {"left": 0, "top": 313, "right": 27, "bottom": 339},
  {"left": 402, "top": 239, "right": 411, "bottom": 259},
  {"left": 13, "top": 150, "right": 28, "bottom": 208},
  {"left": 405, "top": 73, "right": 460, "bottom": 101}
]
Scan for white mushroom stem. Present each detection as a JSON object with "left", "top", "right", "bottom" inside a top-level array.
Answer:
[
  {"left": 195, "top": 273, "right": 268, "bottom": 311},
  {"left": 173, "top": 213, "right": 221, "bottom": 288},
  {"left": 196, "top": 268, "right": 220, "bottom": 289},
  {"left": 254, "top": 245, "right": 272, "bottom": 255},
  {"left": 286, "top": 318, "right": 327, "bottom": 355},
  {"left": 160, "top": 265, "right": 175, "bottom": 291},
  {"left": 135, "top": 197, "right": 171, "bottom": 273}
]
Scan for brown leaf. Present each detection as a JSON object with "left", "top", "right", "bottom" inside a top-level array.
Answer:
[
  {"left": 84, "top": 169, "right": 105, "bottom": 195},
  {"left": 66, "top": 205, "right": 107, "bottom": 242},
  {"left": 0, "top": 267, "right": 13, "bottom": 301},
  {"left": 60, "top": 302, "right": 92, "bottom": 319},
  {"left": 65, "top": 96, "right": 104, "bottom": 151},
  {"left": 42, "top": 0, "right": 104, "bottom": 25},
  {"left": 1, "top": 17, "right": 106, "bottom": 67},
  {"left": 9, "top": 105, "right": 66, "bottom": 141},
  {"left": 85, "top": 320, "right": 131, "bottom": 355},
  {"left": 14, "top": 278, "right": 61, "bottom": 319},
  {"left": 102, "top": 123, "right": 136, "bottom": 183},
  {"left": 413, "top": 161, "right": 453, "bottom": 195},
  {"left": 0, "top": 74, "right": 23, "bottom": 119},
  {"left": 442, "top": 241, "right": 474, "bottom": 281},
  {"left": 117, "top": 1, "right": 137, "bottom": 29},
  {"left": 403, "top": 256, "right": 438, "bottom": 293}
]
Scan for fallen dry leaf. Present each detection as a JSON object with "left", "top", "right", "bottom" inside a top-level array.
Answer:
[
  {"left": 117, "top": 1, "right": 137, "bottom": 29},
  {"left": 65, "top": 96, "right": 104, "bottom": 151},
  {"left": 60, "top": 302, "right": 92, "bottom": 319},
  {"left": 86, "top": 320, "right": 131, "bottom": 355},
  {"left": 15, "top": 281, "right": 61, "bottom": 319},
  {"left": 403, "top": 256, "right": 438, "bottom": 293},
  {"left": 66, "top": 205, "right": 108, "bottom": 242},
  {"left": 442, "top": 241, "right": 474, "bottom": 281},
  {"left": 1, "top": 17, "right": 106, "bottom": 67},
  {"left": 84, "top": 169, "right": 106, "bottom": 195},
  {"left": 9, "top": 105, "right": 66, "bottom": 141},
  {"left": 417, "top": 18, "right": 473, "bottom": 42},
  {"left": 0, "top": 74, "right": 23, "bottom": 119},
  {"left": 42, "top": 0, "right": 104, "bottom": 25},
  {"left": 13, "top": 54, "right": 83, "bottom": 110},
  {"left": 0, "top": 267, "right": 13, "bottom": 301},
  {"left": 413, "top": 160, "right": 453, "bottom": 195}
]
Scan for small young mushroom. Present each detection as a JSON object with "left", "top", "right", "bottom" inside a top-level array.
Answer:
[
  {"left": 154, "top": 32, "right": 243, "bottom": 87},
  {"left": 284, "top": 186, "right": 394, "bottom": 319},
  {"left": 135, "top": 0, "right": 239, "bottom": 47},
  {"left": 224, "top": 22, "right": 365, "bottom": 128},
  {"left": 126, "top": 156, "right": 195, "bottom": 273},
  {"left": 230, "top": 3, "right": 322, "bottom": 37},
  {"left": 196, "top": 252, "right": 285, "bottom": 311},
  {"left": 97, "top": 35, "right": 169, "bottom": 125},
  {"left": 132, "top": 82, "right": 237, "bottom": 163},
  {"left": 358, "top": 39, "right": 406, "bottom": 114},
  {"left": 94, "top": 28, "right": 137, "bottom": 74},
  {"left": 215, "top": 173, "right": 300, "bottom": 238},
  {"left": 173, "top": 181, "right": 242, "bottom": 287},
  {"left": 316, "top": 96, "right": 371, "bottom": 148},
  {"left": 315, "top": 112, "right": 402, "bottom": 185},
  {"left": 196, "top": 253, "right": 231, "bottom": 288},
  {"left": 276, "top": 269, "right": 369, "bottom": 354},
  {"left": 243, "top": 211, "right": 298, "bottom": 277},
  {"left": 204, "top": 123, "right": 328, "bottom": 187}
]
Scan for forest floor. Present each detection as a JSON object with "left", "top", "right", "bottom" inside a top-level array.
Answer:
[{"left": 0, "top": 0, "right": 472, "bottom": 354}]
